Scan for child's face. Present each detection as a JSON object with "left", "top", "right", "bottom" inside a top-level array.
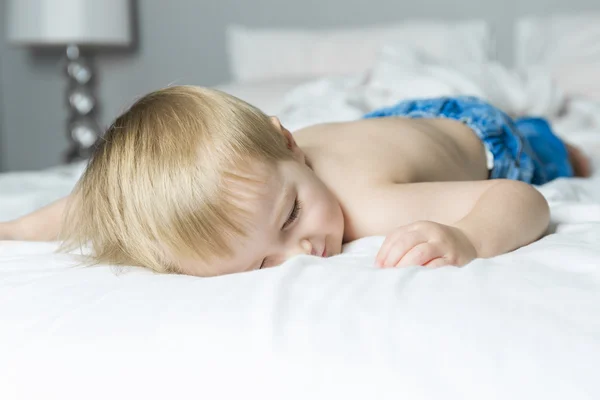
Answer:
[
  {"left": 181, "top": 155, "right": 345, "bottom": 276},
  {"left": 178, "top": 119, "right": 345, "bottom": 276}
]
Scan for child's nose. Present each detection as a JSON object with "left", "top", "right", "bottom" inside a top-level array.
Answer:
[
  {"left": 299, "top": 239, "right": 313, "bottom": 255},
  {"left": 284, "top": 238, "right": 313, "bottom": 260},
  {"left": 275, "top": 239, "right": 314, "bottom": 266}
]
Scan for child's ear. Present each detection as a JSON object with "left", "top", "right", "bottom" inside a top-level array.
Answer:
[
  {"left": 270, "top": 116, "right": 305, "bottom": 162},
  {"left": 270, "top": 116, "right": 297, "bottom": 150}
]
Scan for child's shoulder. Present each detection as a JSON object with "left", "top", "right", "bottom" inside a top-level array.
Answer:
[
  {"left": 294, "top": 116, "right": 489, "bottom": 185},
  {"left": 294, "top": 118, "right": 431, "bottom": 184}
]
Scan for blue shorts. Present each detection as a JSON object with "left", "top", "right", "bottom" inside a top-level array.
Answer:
[{"left": 363, "top": 96, "right": 573, "bottom": 185}]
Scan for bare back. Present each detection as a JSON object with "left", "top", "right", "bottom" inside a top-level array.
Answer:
[{"left": 294, "top": 117, "right": 491, "bottom": 241}]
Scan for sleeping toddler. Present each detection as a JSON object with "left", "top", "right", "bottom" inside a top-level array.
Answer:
[{"left": 0, "top": 86, "right": 591, "bottom": 276}]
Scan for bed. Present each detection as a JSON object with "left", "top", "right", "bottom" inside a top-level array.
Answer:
[{"left": 2, "top": 15, "right": 600, "bottom": 400}]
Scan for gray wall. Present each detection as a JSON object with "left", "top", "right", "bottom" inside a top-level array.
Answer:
[{"left": 1, "top": 0, "right": 599, "bottom": 172}]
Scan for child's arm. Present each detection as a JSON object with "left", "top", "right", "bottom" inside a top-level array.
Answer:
[
  {"left": 0, "top": 196, "right": 70, "bottom": 241},
  {"left": 451, "top": 180, "right": 550, "bottom": 258},
  {"left": 371, "top": 180, "right": 550, "bottom": 267}
]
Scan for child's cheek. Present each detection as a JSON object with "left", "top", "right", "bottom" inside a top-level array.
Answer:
[{"left": 310, "top": 198, "right": 334, "bottom": 228}]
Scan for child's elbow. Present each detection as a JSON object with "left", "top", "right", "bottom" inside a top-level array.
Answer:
[
  {"left": 521, "top": 181, "right": 549, "bottom": 215},
  {"left": 506, "top": 180, "right": 550, "bottom": 231}
]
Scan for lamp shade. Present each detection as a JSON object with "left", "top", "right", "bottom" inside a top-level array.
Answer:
[{"left": 7, "top": 0, "right": 132, "bottom": 46}]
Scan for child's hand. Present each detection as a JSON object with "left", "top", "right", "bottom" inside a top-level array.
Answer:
[{"left": 375, "top": 221, "right": 477, "bottom": 268}]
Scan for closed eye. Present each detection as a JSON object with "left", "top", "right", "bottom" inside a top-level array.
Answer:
[
  {"left": 283, "top": 197, "right": 302, "bottom": 230},
  {"left": 260, "top": 197, "right": 303, "bottom": 269}
]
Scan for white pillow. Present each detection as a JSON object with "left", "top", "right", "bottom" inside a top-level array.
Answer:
[
  {"left": 214, "top": 79, "right": 310, "bottom": 115},
  {"left": 227, "top": 21, "right": 492, "bottom": 82},
  {"left": 516, "top": 13, "right": 600, "bottom": 100}
]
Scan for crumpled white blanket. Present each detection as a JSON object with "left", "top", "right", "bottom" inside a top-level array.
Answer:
[{"left": 278, "top": 45, "right": 600, "bottom": 136}]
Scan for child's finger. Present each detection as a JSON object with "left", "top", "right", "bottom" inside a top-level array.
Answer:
[
  {"left": 424, "top": 258, "right": 448, "bottom": 268},
  {"left": 395, "top": 243, "right": 441, "bottom": 268},
  {"left": 375, "top": 230, "right": 419, "bottom": 267},
  {"left": 377, "top": 232, "right": 424, "bottom": 268}
]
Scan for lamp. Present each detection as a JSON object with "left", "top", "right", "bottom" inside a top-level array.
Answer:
[{"left": 7, "top": 0, "right": 132, "bottom": 162}]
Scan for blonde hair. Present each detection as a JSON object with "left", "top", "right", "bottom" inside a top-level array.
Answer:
[{"left": 60, "top": 85, "right": 293, "bottom": 275}]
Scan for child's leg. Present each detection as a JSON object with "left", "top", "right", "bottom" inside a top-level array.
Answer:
[{"left": 565, "top": 142, "right": 592, "bottom": 177}]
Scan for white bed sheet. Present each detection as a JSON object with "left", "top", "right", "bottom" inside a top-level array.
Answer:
[{"left": 1, "top": 81, "right": 600, "bottom": 399}]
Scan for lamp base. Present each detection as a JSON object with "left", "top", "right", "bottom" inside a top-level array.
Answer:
[{"left": 64, "top": 44, "right": 101, "bottom": 163}]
